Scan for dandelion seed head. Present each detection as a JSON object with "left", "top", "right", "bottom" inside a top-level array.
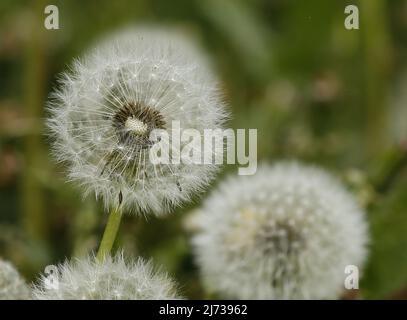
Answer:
[
  {"left": 192, "top": 162, "right": 369, "bottom": 299},
  {"left": 32, "top": 254, "right": 180, "bottom": 300},
  {"left": 0, "top": 259, "right": 30, "bottom": 300},
  {"left": 47, "top": 26, "right": 228, "bottom": 214}
]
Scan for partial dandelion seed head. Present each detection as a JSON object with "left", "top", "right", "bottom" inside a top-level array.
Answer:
[
  {"left": 32, "top": 254, "right": 180, "bottom": 300},
  {"left": 47, "top": 26, "right": 228, "bottom": 215},
  {"left": 192, "top": 162, "right": 369, "bottom": 299},
  {"left": 0, "top": 258, "right": 31, "bottom": 300}
]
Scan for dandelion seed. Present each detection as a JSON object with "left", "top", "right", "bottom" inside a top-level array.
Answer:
[
  {"left": 47, "top": 26, "right": 228, "bottom": 215},
  {"left": 192, "top": 162, "right": 369, "bottom": 299}
]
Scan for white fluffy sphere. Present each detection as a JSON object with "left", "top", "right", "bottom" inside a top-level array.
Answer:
[
  {"left": 32, "top": 254, "right": 180, "bottom": 300},
  {"left": 192, "top": 162, "right": 369, "bottom": 299},
  {"left": 47, "top": 26, "right": 227, "bottom": 214},
  {"left": 0, "top": 259, "right": 30, "bottom": 300}
]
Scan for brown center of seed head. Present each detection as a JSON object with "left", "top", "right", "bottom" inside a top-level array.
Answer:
[{"left": 112, "top": 102, "right": 166, "bottom": 148}]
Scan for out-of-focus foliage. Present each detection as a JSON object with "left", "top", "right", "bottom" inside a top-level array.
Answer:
[{"left": 0, "top": 0, "right": 406, "bottom": 299}]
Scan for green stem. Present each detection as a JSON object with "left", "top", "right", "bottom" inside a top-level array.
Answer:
[
  {"left": 22, "top": 0, "right": 47, "bottom": 244},
  {"left": 362, "top": 144, "right": 407, "bottom": 209},
  {"left": 96, "top": 206, "right": 123, "bottom": 262},
  {"left": 371, "top": 145, "right": 407, "bottom": 194},
  {"left": 360, "top": 0, "right": 392, "bottom": 159}
]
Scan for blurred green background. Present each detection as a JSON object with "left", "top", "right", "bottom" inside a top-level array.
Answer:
[{"left": 0, "top": 0, "right": 406, "bottom": 299}]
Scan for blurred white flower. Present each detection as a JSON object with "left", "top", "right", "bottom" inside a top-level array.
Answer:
[
  {"left": 0, "top": 258, "right": 30, "bottom": 300},
  {"left": 192, "top": 162, "right": 368, "bottom": 299},
  {"left": 47, "top": 26, "right": 227, "bottom": 214},
  {"left": 32, "top": 254, "right": 180, "bottom": 300}
]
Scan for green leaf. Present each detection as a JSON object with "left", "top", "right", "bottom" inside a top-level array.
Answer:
[{"left": 362, "top": 172, "right": 407, "bottom": 298}]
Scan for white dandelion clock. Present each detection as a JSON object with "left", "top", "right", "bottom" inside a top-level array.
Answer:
[
  {"left": 192, "top": 162, "right": 369, "bottom": 299},
  {"left": 0, "top": 259, "right": 30, "bottom": 300},
  {"left": 32, "top": 254, "right": 180, "bottom": 300},
  {"left": 47, "top": 26, "right": 227, "bottom": 214}
]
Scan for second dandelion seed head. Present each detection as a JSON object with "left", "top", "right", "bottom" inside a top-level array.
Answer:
[{"left": 192, "top": 162, "right": 369, "bottom": 299}]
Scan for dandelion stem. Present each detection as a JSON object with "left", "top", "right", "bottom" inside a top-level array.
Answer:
[
  {"left": 96, "top": 206, "right": 123, "bottom": 261},
  {"left": 22, "top": 0, "right": 48, "bottom": 246},
  {"left": 360, "top": 0, "right": 392, "bottom": 159}
]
